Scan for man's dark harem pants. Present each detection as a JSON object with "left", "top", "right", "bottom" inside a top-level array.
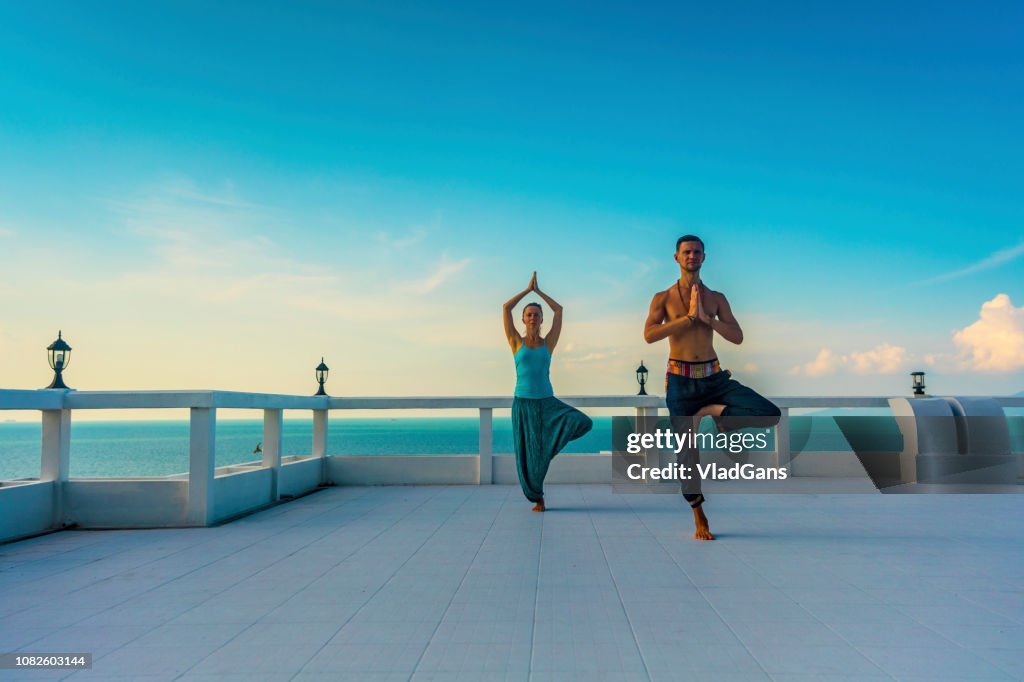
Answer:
[{"left": 665, "top": 370, "right": 781, "bottom": 508}]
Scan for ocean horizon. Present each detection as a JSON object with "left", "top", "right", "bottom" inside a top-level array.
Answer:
[{"left": 1, "top": 415, "right": 1020, "bottom": 480}]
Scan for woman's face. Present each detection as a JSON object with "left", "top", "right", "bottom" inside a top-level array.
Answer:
[{"left": 522, "top": 305, "right": 543, "bottom": 332}]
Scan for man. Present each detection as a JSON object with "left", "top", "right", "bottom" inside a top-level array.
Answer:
[{"left": 644, "top": 235, "right": 780, "bottom": 540}]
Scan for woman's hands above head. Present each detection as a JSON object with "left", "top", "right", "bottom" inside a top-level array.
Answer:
[{"left": 529, "top": 271, "right": 538, "bottom": 292}]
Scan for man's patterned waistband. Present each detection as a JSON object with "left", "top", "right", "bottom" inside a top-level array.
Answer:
[{"left": 666, "top": 358, "right": 721, "bottom": 379}]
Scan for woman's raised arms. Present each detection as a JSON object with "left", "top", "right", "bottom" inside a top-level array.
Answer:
[
  {"left": 502, "top": 272, "right": 535, "bottom": 352},
  {"left": 532, "top": 275, "right": 563, "bottom": 353}
]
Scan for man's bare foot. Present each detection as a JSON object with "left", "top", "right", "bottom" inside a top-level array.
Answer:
[
  {"left": 692, "top": 506, "right": 714, "bottom": 540},
  {"left": 532, "top": 500, "right": 545, "bottom": 512}
]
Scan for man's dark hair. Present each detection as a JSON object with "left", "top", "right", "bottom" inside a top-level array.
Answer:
[
  {"left": 523, "top": 302, "right": 543, "bottom": 314},
  {"left": 676, "top": 234, "right": 705, "bottom": 251}
]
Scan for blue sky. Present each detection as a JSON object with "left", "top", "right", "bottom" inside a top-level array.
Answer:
[{"left": 1, "top": 1, "right": 1022, "bottom": 401}]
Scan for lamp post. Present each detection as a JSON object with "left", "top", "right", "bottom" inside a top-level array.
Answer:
[
  {"left": 45, "top": 331, "right": 72, "bottom": 390},
  {"left": 315, "top": 358, "right": 330, "bottom": 396},
  {"left": 636, "top": 361, "right": 649, "bottom": 396},
  {"left": 911, "top": 371, "right": 926, "bottom": 397}
]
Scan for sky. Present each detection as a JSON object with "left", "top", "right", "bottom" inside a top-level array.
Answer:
[{"left": 0, "top": 1, "right": 1022, "bottom": 416}]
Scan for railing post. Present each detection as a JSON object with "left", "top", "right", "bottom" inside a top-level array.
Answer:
[
  {"left": 263, "top": 408, "right": 283, "bottom": 501},
  {"left": 313, "top": 409, "right": 328, "bottom": 457},
  {"left": 776, "top": 407, "right": 791, "bottom": 471},
  {"left": 40, "top": 408, "right": 71, "bottom": 528},
  {"left": 636, "top": 406, "right": 659, "bottom": 467},
  {"left": 636, "top": 406, "right": 658, "bottom": 420},
  {"left": 313, "top": 409, "right": 328, "bottom": 484},
  {"left": 479, "top": 408, "right": 493, "bottom": 485},
  {"left": 188, "top": 407, "right": 216, "bottom": 526}
]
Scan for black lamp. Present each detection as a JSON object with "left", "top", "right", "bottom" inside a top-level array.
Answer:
[
  {"left": 636, "top": 361, "right": 649, "bottom": 396},
  {"left": 315, "top": 358, "right": 329, "bottom": 396},
  {"left": 45, "top": 331, "right": 72, "bottom": 390},
  {"left": 911, "top": 371, "right": 925, "bottom": 397}
]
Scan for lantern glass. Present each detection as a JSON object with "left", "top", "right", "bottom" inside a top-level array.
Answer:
[{"left": 317, "top": 368, "right": 327, "bottom": 383}]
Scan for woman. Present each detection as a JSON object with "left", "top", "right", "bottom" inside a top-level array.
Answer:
[{"left": 503, "top": 272, "right": 593, "bottom": 511}]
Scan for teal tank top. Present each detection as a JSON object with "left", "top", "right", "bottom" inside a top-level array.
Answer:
[{"left": 514, "top": 344, "right": 555, "bottom": 399}]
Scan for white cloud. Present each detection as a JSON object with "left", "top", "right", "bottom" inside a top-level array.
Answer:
[
  {"left": 789, "top": 344, "right": 907, "bottom": 377},
  {"left": 789, "top": 348, "right": 839, "bottom": 377},
  {"left": 952, "top": 293, "right": 1024, "bottom": 372},
  {"left": 844, "top": 343, "right": 907, "bottom": 374},
  {"left": 0, "top": 227, "right": 14, "bottom": 238},
  {"left": 919, "top": 241, "right": 1024, "bottom": 284}
]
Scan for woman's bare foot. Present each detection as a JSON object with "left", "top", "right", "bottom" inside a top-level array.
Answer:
[
  {"left": 532, "top": 500, "right": 546, "bottom": 512},
  {"left": 692, "top": 506, "right": 714, "bottom": 540}
]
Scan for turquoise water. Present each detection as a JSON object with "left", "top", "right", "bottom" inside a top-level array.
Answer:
[
  {"left": 1, "top": 416, "right": 1020, "bottom": 480},
  {"left": 0, "top": 418, "right": 612, "bottom": 479}
]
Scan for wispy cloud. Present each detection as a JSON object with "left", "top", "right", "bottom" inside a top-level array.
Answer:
[
  {"left": 917, "top": 240, "right": 1024, "bottom": 285},
  {"left": 98, "top": 180, "right": 395, "bottom": 321},
  {"left": 102, "top": 180, "right": 487, "bottom": 329},
  {"left": 375, "top": 227, "right": 428, "bottom": 249},
  {"left": 0, "top": 225, "right": 15, "bottom": 237},
  {"left": 154, "top": 177, "right": 271, "bottom": 211},
  {"left": 563, "top": 350, "right": 615, "bottom": 364},
  {"left": 404, "top": 254, "right": 471, "bottom": 294},
  {"left": 606, "top": 254, "right": 659, "bottom": 279}
]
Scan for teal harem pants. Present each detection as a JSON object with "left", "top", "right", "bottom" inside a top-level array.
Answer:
[{"left": 511, "top": 397, "right": 593, "bottom": 503}]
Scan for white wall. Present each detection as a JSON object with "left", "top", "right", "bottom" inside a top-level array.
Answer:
[
  {"left": 327, "top": 455, "right": 478, "bottom": 485},
  {"left": 0, "top": 482, "right": 55, "bottom": 543},
  {"left": 492, "top": 453, "right": 612, "bottom": 485},
  {"left": 279, "top": 457, "right": 323, "bottom": 498},
  {"left": 213, "top": 469, "right": 273, "bottom": 522},
  {"left": 65, "top": 480, "right": 188, "bottom": 528}
]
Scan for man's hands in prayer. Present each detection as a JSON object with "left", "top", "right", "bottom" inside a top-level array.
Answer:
[{"left": 688, "top": 284, "right": 712, "bottom": 325}]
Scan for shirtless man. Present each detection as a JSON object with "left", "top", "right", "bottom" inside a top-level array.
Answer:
[{"left": 644, "top": 235, "right": 780, "bottom": 540}]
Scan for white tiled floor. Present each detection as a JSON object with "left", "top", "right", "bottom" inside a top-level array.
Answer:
[{"left": 1, "top": 484, "right": 1023, "bottom": 680}]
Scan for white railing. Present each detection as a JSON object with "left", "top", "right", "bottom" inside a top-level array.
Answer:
[{"left": 1, "top": 389, "right": 1021, "bottom": 542}]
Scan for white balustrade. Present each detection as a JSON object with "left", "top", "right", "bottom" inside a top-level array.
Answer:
[{"left": 0, "top": 389, "right": 1021, "bottom": 542}]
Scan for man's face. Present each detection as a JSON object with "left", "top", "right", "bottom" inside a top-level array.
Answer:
[{"left": 674, "top": 242, "right": 705, "bottom": 272}]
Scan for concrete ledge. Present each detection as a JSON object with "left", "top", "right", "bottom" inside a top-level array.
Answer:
[
  {"left": 327, "top": 455, "right": 478, "bottom": 485},
  {"left": 917, "top": 454, "right": 1018, "bottom": 485},
  {"left": 65, "top": 479, "right": 188, "bottom": 528},
  {"left": 493, "top": 453, "right": 613, "bottom": 485}
]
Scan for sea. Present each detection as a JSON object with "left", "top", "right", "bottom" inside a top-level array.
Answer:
[{"left": 0, "top": 415, "right": 1020, "bottom": 480}]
